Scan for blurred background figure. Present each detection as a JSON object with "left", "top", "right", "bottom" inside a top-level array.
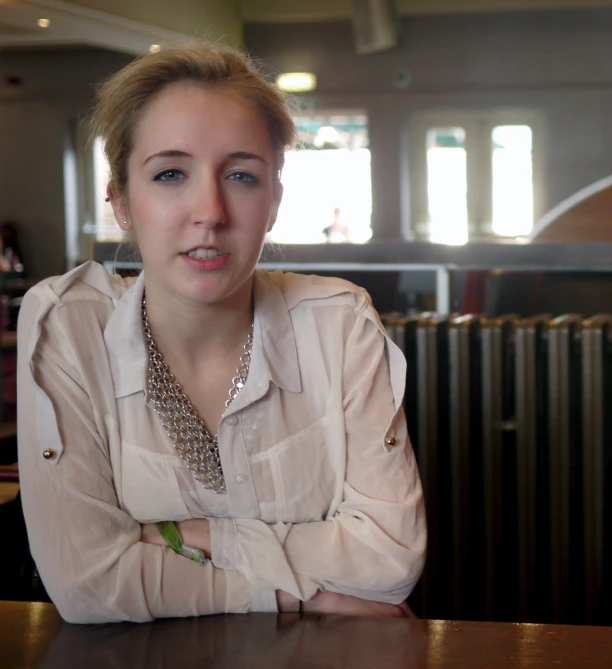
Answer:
[{"left": 322, "top": 207, "right": 350, "bottom": 243}]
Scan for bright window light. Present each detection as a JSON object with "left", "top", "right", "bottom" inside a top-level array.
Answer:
[
  {"left": 93, "top": 137, "right": 123, "bottom": 242},
  {"left": 492, "top": 125, "right": 534, "bottom": 237},
  {"left": 426, "top": 127, "right": 468, "bottom": 245},
  {"left": 269, "top": 114, "right": 372, "bottom": 244}
]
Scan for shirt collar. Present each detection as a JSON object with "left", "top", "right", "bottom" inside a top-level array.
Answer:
[
  {"left": 103, "top": 270, "right": 148, "bottom": 399},
  {"left": 253, "top": 269, "right": 301, "bottom": 394},
  {"left": 103, "top": 268, "right": 301, "bottom": 399}
]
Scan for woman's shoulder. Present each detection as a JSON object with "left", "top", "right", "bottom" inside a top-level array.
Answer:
[
  {"left": 18, "top": 261, "right": 137, "bottom": 346},
  {"left": 24, "top": 261, "right": 134, "bottom": 307},
  {"left": 259, "top": 269, "right": 371, "bottom": 313},
  {"left": 257, "top": 268, "right": 392, "bottom": 353}
]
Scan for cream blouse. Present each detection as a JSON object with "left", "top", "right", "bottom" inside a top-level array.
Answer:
[{"left": 17, "top": 261, "right": 426, "bottom": 624}]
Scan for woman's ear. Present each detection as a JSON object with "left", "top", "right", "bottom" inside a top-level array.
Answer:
[
  {"left": 107, "top": 183, "right": 132, "bottom": 230},
  {"left": 267, "top": 205, "right": 278, "bottom": 232},
  {"left": 268, "top": 182, "right": 283, "bottom": 232}
]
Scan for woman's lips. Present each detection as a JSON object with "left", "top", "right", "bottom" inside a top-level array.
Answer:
[
  {"left": 185, "top": 246, "right": 224, "bottom": 258},
  {"left": 181, "top": 251, "right": 230, "bottom": 271}
]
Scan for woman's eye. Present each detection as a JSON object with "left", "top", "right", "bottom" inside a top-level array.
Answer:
[
  {"left": 153, "top": 169, "right": 185, "bottom": 182},
  {"left": 229, "top": 172, "right": 259, "bottom": 184}
]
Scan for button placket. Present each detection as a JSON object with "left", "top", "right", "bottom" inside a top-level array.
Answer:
[{"left": 219, "top": 407, "right": 259, "bottom": 519}]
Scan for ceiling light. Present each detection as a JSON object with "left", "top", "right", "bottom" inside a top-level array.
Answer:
[
  {"left": 149, "top": 44, "right": 160, "bottom": 53},
  {"left": 37, "top": 18, "right": 50, "bottom": 28},
  {"left": 275, "top": 72, "right": 317, "bottom": 93}
]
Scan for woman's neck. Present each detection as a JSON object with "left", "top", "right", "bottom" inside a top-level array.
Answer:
[{"left": 142, "top": 276, "right": 254, "bottom": 365}]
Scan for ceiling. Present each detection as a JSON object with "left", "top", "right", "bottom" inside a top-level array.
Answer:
[
  {"left": 3, "top": 0, "right": 612, "bottom": 55},
  {"left": 241, "top": 0, "right": 612, "bottom": 23},
  {"left": 0, "top": 0, "right": 242, "bottom": 54}
]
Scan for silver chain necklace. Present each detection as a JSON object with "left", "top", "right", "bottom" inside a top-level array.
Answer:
[{"left": 142, "top": 293, "right": 254, "bottom": 494}]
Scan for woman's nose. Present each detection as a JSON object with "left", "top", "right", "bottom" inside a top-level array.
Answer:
[{"left": 193, "top": 177, "right": 226, "bottom": 228}]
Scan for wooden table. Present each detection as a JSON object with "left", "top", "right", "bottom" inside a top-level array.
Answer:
[
  {"left": 0, "top": 463, "right": 18, "bottom": 483},
  {"left": 0, "top": 463, "right": 18, "bottom": 505},
  {"left": 2, "top": 600, "right": 612, "bottom": 668}
]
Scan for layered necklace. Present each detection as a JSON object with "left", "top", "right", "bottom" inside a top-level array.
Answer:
[{"left": 141, "top": 292, "right": 254, "bottom": 494}]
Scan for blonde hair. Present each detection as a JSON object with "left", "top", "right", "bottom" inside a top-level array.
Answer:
[{"left": 91, "top": 42, "right": 296, "bottom": 195}]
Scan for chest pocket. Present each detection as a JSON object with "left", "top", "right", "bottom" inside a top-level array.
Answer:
[
  {"left": 266, "top": 418, "right": 338, "bottom": 524},
  {"left": 119, "top": 439, "right": 190, "bottom": 523}
]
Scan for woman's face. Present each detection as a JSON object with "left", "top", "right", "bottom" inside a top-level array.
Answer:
[{"left": 112, "top": 81, "right": 281, "bottom": 307}]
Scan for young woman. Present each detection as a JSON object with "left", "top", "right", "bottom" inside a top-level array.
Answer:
[{"left": 17, "top": 43, "right": 426, "bottom": 624}]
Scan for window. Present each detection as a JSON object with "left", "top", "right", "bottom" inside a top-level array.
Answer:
[
  {"left": 72, "top": 129, "right": 121, "bottom": 266},
  {"left": 269, "top": 112, "right": 372, "bottom": 244},
  {"left": 92, "top": 136, "right": 123, "bottom": 242},
  {"left": 76, "top": 134, "right": 123, "bottom": 262},
  {"left": 410, "top": 111, "right": 544, "bottom": 243},
  {"left": 491, "top": 125, "right": 533, "bottom": 237},
  {"left": 426, "top": 127, "right": 468, "bottom": 245}
]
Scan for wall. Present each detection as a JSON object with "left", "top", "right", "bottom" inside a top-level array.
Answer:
[
  {"left": 0, "top": 48, "right": 131, "bottom": 279},
  {"left": 4, "top": 10, "right": 612, "bottom": 275},
  {"left": 245, "top": 9, "right": 612, "bottom": 240}
]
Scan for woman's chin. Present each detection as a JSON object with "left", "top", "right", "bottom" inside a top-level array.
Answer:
[{"left": 177, "top": 275, "right": 249, "bottom": 307}]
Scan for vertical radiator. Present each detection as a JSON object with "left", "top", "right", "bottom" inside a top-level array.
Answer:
[{"left": 383, "top": 313, "right": 612, "bottom": 625}]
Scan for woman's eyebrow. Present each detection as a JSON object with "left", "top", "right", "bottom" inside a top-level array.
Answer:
[
  {"left": 142, "top": 150, "right": 268, "bottom": 166},
  {"left": 143, "top": 149, "right": 193, "bottom": 166},
  {"left": 229, "top": 151, "right": 268, "bottom": 165}
]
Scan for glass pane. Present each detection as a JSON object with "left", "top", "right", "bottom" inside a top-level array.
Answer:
[
  {"left": 269, "top": 114, "right": 372, "bottom": 244},
  {"left": 426, "top": 127, "right": 468, "bottom": 245},
  {"left": 93, "top": 137, "right": 123, "bottom": 242},
  {"left": 491, "top": 125, "right": 533, "bottom": 237}
]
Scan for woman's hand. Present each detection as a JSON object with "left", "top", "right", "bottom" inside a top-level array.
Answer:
[
  {"left": 276, "top": 590, "right": 300, "bottom": 613},
  {"left": 302, "top": 591, "right": 414, "bottom": 618},
  {"left": 140, "top": 522, "right": 167, "bottom": 546},
  {"left": 140, "top": 519, "right": 211, "bottom": 558}
]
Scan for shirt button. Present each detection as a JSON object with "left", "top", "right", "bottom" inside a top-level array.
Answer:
[
  {"left": 42, "top": 449, "right": 57, "bottom": 460},
  {"left": 226, "top": 416, "right": 238, "bottom": 426},
  {"left": 236, "top": 474, "right": 248, "bottom": 485}
]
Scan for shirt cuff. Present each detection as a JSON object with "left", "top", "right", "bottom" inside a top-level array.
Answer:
[
  {"left": 209, "top": 517, "right": 238, "bottom": 571},
  {"left": 209, "top": 518, "right": 278, "bottom": 613},
  {"left": 250, "top": 587, "right": 279, "bottom": 613},
  {"left": 223, "top": 569, "right": 252, "bottom": 614}
]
